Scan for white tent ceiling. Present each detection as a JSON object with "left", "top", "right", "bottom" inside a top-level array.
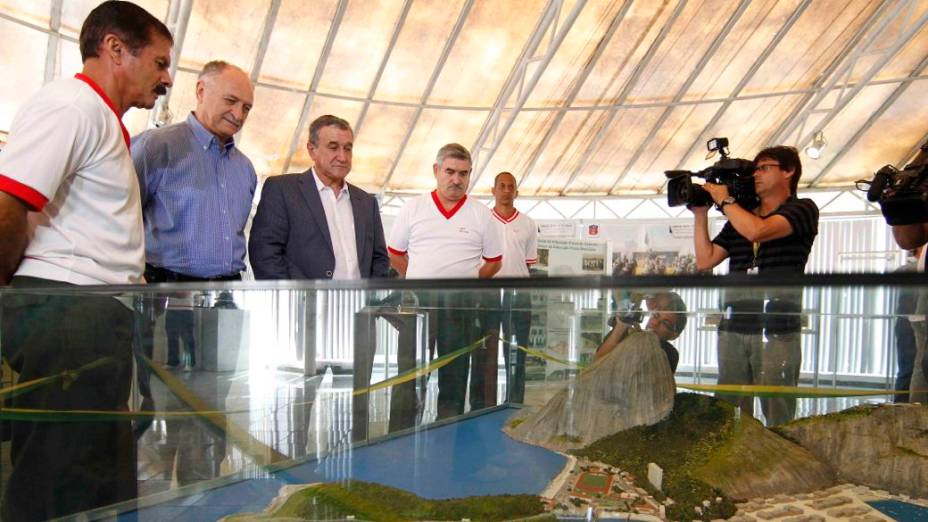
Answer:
[{"left": 1, "top": 0, "right": 927, "bottom": 199}]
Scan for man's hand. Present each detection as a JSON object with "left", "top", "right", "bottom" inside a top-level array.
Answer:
[
  {"left": 478, "top": 260, "right": 501, "bottom": 279},
  {"left": 0, "top": 191, "right": 29, "bottom": 285},
  {"left": 389, "top": 252, "right": 408, "bottom": 278},
  {"left": 688, "top": 204, "right": 711, "bottom": 216},
  {"left": 702, "top": 182, "right": 730, "bottom": 205}
]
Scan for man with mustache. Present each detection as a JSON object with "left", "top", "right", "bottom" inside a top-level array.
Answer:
[
  {"left": 132, "top": 60, "right": 257, "bottom": 285},
  {"left": 0, "top": 2, "right": 173, "bottom": 518},
  {"left": 388, "top": 143, "right": 503, "bottom": 418}
]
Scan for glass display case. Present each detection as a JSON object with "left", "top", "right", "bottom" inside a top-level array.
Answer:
[{"left": 1, "top": 273, "right": 926, "bottom": 521}]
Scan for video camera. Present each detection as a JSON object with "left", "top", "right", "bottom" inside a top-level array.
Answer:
[
  {"left": 665, "top": 137, "right": 759, "bottom": 210},
  {"left": 856, "top": 145, "right": 928, "bottom": 226}
]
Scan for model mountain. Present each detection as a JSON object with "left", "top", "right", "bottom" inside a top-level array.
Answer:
[
  {"left": 506, "top": 330, "right": 676, "bottom": 450},
  {"left": 775, "top": 402, "right": 928, "bottom": 499}
]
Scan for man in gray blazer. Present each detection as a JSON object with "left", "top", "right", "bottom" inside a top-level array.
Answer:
[{"left": 249, "top": 115, "right": 389, "bottom": 280}]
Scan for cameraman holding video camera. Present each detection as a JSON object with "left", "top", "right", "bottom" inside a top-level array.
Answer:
[{"left": 691, "top": 146, "right": 819, "bottom": 425}]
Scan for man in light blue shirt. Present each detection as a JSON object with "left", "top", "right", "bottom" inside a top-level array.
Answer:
[{"left": 132, "top": 60, "right": 257, "bottom": 282}]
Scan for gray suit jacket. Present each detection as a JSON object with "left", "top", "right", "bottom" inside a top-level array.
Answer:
[{"left": 249, "top": 169, "right": 389, "bottom": 280}]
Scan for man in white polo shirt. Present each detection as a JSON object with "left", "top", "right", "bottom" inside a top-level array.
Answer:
[
  {"left": 0, "top": 2, "right": 173, "bottom": 519},
  {"left": 472, "top": 171, "right": 538, "bottom": 408},
  {"left": 388, "top": 143, "right": 502, "bottom": 418}
]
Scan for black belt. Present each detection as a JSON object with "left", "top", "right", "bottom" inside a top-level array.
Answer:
[{"left": 144, "top": 264, "right": 241, "bottom": 283}]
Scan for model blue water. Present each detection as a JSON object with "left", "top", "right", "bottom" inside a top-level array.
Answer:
[
  {"left": 869, "top": 500, "right": 928, "bottom": 521},
  {"left": 121, "top": 408, "right": 566, "bottom": 521}
]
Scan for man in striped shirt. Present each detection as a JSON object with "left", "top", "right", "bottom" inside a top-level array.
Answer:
[
  {"left": 693, "top": 146, "right": 819, "bottom": 425},
  {"left": 132, "top": 60, "right": 257, "bottom": 283}
]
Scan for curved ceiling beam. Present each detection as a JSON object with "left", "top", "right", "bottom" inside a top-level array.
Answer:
[
  {"left": 353, "top": 0, "right": 413, "bottom": 137},
  {"left": 789, "top": 4, "right": 928, "bottom": 157},
  {"left": 766, "top": 0, "right": 897, "bottom": 146},
  {"left": 280, "top": 0, "right": 350, "bottom": 175},
  {"left": 379, "top": 0, "right": 475, "bottom": 191},
  {"left": 518, "top": 0, "right": 633, "bottom": 193},
  {"left": 672, "top": 0, "right": 811, "bottom": 175},
  {"left": 250, "top": 0, "right": 282, "bottom": 84},
  {"left": 467, "top": 0, "right": 588, "bottom": 191},
  {"left": 608, "top": 0, "right": 751, "bottom": 195},
  {"left": 557, "top": 0, "right": 687, "bottom": 196},
  {"left": 810, "top": 53, "right": 928, "bottom": 186}
]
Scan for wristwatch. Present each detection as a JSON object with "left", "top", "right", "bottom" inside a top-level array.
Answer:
[{"left": 718, "top": 196, "right": 736, "bottom": 211}]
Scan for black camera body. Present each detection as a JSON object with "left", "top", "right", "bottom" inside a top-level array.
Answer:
[
  {"left": 858, "top": 146, "right": 928, "bottom": 226},
  {"left": 665, "top": 137, "right": 759, "bottom": 210}
]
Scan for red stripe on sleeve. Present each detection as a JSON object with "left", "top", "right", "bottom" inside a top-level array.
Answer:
[
  {"left": 388, "top": 246, "right": 407, "bottom": 256},
  {"left": 483, "top": 255, "right": 502, "bottom": 263},
  {"left": 0, "top": 174, "right": 48, "bottom": 211}
]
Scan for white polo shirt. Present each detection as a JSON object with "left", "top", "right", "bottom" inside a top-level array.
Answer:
[
  {"left": 491, "top": 208, "right": 538, "bottom": 278},
  {"left": 0, "top": 74, "right": 144, "bottom": 285},
  {"left": 311, "top": 168, "right": 360, "bottom": 280},
  {"left": 389, "top": 191, "right": 503, "bottom": 278}
]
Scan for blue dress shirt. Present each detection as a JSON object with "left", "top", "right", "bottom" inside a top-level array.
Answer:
[{"left": 132, "top": 113, "right": 257, "bottom": 278}]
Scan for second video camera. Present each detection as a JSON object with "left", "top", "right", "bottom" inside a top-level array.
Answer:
[
  {"left": 665, "top": 138, "right": 759, "bottom": 210},
  {"left": 856, "top": 146, "right": 928, "bottom": 226}
]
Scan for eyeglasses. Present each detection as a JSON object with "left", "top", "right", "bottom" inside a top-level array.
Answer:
[{"left": 753, "top": 163, "right": 781, "bottom": 173}]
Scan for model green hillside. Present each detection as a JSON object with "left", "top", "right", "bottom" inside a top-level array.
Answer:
[
  {"left": 574, "top": 393, "right": 834, "bottom": 521},
  {"left": 226, "top": 481, "right": 549, "bottom": 521}
]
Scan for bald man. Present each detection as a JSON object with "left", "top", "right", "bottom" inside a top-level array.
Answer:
[{"left": 133, "top": 60, "right": 257, "bottom": 282}]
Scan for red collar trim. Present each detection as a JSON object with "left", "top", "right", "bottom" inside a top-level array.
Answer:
[
  {"left": 492, "top": 208, "right": 519, "bottom": 224},
  {"left": 74, "top": 73, "right": 130, "bottom": 151},
  {"left": 431, "top": 190, "right": 467, "bottom": 220}
]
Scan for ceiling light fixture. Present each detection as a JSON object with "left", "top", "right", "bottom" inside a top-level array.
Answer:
[{"left": 805, "top": 130, "right": 826, "bottom": 160}]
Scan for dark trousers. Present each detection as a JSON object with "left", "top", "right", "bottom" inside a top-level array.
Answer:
[
  {"left": 1, "top": 277, "right": 137, "bottom": 521},
  {"left": 473, "top": 292, "right": 531, "bottom": 407},
  {"left": 895, "top": 317, "right": 917, "bottom": 402},
  {"left": 165, "top": 310, "right": 196, "bottom": 367},
  {"left": 423, "top": 293, "right": 478, "bottom": 420}
]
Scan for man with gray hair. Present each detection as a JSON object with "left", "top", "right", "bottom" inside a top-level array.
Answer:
[
  {"left": 388, "top": 143, "right": 503, "bottom": 418},
  {"left": 249, "top": 114, "right": 389, "bottom": 280},
  {"left": 133, "top": 59, "right": 257, "bottom": 283}
]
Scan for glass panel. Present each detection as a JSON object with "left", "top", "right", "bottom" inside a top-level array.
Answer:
[
  {"left": 0, "top": 18, "right": 47, "bottom": 130},
  {"left": 0, "top": 0, "right": 52, "bottom": 27},
  {"left": 566, "top": 106, "right": 664, "bottom": 194},
  {"left": 523, "top": 0, "right": 625, "bottom": 109},
  {"left": 614, "top": 102, "right": 726, "bottom": 194},
  {"left": 427, "top": 0, "right": 548, "bottom": 107},
  {"left": 237, "top": 86, "right": 307, "bottom": 178},
  {"left": 574, "top": 0, "right": 676, "bottom": 107},
  {"left": 519, "top": 109, "right": 605, "bottom": 196},
  {"left": 879, "top": 8, "right": 928, "bottom": 80},
  {"left": 686, "top": 0, "right": 809, "bottom": 102},
  {"left": 624, "top": 1, "right": 732, "bottom": 104},
  {"left": 473, "top": 109, "right": 555, "bottom": 195},
  {"left": 744, "top": 0, "right": 881, "bottom": 94},
  {"left": 256, "top": 0, "right": 340, "bottom": 89},
  {"left": 180, "top": 0, "right": 271, "bottom": 73},
  {"left": 0, "top": 274, "right": 922, "bottom": 521},
  {"left": 388, "top": 108, "right": 489, "bottom": 191},
  {"left": 351, "top": 104, "right": 418, "bottom": 189},
  {"left": 823, "top": 79, "right": 928, "bottom": 187},
  {"left": 314, "top": 0, "right": 407, "bottom": 99},
  {"left": 373, "top": 0, "right": 467, "bottom": 104}
]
